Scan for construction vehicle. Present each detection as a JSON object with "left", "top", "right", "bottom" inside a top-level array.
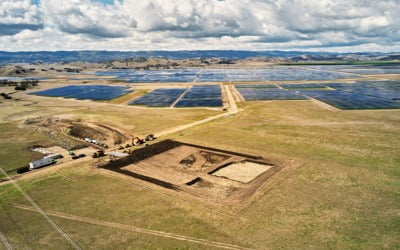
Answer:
[
  {"left": 132, "top": 137, "right": 144, "bottom": 145},
  {"left": 72, "top": 154, "right": 86, "bottom": 160},
  {"left": 145, "top": 134, "right": 156, "bottom": 141},
  {"left": 44, "top": 153, "right": 63, "bottom": 160},
  {"left": 92, "top": 150, "right": 106, "bottom": 158}
]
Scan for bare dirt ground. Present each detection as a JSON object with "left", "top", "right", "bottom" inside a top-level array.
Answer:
[
  {"left": 99, "top": 140, "right": 284, "bottom": 204},
  {"left": 21, "top": 116, "right": 132, "bottom": 149},
  {"left": 212, "top": 161, "right": 273, "bottom": 183},
  {"left": 309, "top": 98, "right": 339, "bottom": 111}
]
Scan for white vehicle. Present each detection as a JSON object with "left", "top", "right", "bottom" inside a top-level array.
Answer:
[{"left": 29, "top": 158, "right": 56, "bottom": 170}]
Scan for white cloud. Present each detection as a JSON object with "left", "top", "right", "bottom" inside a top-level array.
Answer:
[
  {"left": 41, "top": 0, "right": 136, "bottom": 37},
  {"left": 0, "top": 0, "right": 42, "bottom": 35},
  {"left": 0, "top": 0, "right": 399, "bottom": 52}
]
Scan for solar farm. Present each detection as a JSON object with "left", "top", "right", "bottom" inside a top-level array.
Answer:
[
  {"left": 28, "top": 65, "right": 400, "bottom": 110},
  {"left": 235, "top": 81, "right": 400, "bottom": 110},
  {"left": 93, "top": 65, "right": 363, "bottom": 82},
  {"left": 95, "top": 69, "right": 199, "bottom": 83},
  {"left": 129, "top": 85, "right": 223, "bottom": 107}
]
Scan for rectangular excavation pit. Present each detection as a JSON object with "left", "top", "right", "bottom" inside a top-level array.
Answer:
[{"left": 99, "top": 139, "right": 284, "bottom": 203}]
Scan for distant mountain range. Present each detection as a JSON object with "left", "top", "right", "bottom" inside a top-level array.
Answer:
[{"left": 0, "top": 50, "right": 399, "bottom": 64}]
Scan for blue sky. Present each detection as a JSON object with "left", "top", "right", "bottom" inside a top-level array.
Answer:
[{"left": 1, "top": 0, "right": 399, "bottom": 52}]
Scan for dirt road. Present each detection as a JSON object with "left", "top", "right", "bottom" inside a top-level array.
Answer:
[
  {"left": 0, "top": 168, "right": 82, "bottom": 250},
  {"left": 157, "top": 85, "right": 240, "bottom": 138}
]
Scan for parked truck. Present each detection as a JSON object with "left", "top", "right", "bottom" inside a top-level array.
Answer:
[
  {"left": 92, "top": 150, "right": 105, "bottom": 158},
  {"left": 29, "top": 158, "right": 56, "bottom": 170},
  {"left": 44, "top": 153, "right": 64, "bottom": 160}
]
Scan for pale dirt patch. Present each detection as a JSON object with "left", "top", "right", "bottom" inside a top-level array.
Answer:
[{"left": 212, "top": 161, "right": 273, "bottom": 183}]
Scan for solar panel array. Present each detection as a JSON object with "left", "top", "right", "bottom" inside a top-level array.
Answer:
[
  {"left": 235, "top": 81, "right": 400, "bottom": 110},
  {"left": 325, "top": 82, "right": 400, "bottom": 100},
  {"left": 253, "top": 67, "right": 356, "bottom": 81},
  {"left": 197, "top": 69, "right": 227, "bottom": 82},
  {"left": 225, "top": 70, "right": 265, "bottom": 82},
  {"left": 369, "top": 81, "right": 400, "bottom": 91},
  {"left": 236, "top": 86, "right": 308, "bottom": 101},
  {"left": 298, "top": 90, "right": 400, "bottom": 110},
  {"left": 31, "top": 85, "right": 132, "bottom": 100},
  {"left": 94, "top": 66, "right": 370, "bottom": 83},
  {"left": 278, "top": 83, "right": 327, "bottom": 89},
  {"left": 96, "top": 69, "right": 199, "bottom": 82},
  {"left": 338, "top": 67, "right": 400, "bottom": 75},
  {"left": 129, "top": 88, "right": 186, "bottom": 107},
  {"left": 235, "top": 84, "right": 279, "bottom": 89},
  {"left": 175, "top": 85, "right": 223, "bottom": 107}
]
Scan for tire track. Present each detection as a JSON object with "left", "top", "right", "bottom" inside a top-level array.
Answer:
[
  {"left": 13, "top": 204, "right": 251, "bottom": 250},
  {"left": 0, "top": 231, "right": 13, "bottom": 250},
  {"left": 0, "top": 168, "right": 82, "bottom": 250}
]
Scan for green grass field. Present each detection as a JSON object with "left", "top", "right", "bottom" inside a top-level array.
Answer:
[
  {"left": 0, "top": 123, "right": 53, "bottom": 177},
  {"left": 0, "top": 98, "right": 399, "bottom": 249}
]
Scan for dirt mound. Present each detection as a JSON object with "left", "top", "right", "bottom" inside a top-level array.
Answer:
[
  {"left": 180, "top": 151, "right": 230, "bottom": 171},
  {"left": 22, "top": 116, "right": 131, "bottom": 149},
  {"left": 22, "top": 117, "right": 86, "bottom": 150},
  {"left": 69, "top": 122, "right": 129, "bottom": 145},
  {"left": 69, "top": 124, "right": 105, "bottom": 140}
]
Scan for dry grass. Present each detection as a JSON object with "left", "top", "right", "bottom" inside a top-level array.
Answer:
[
  {"left": 106, "top": 90, "right": 148, "bottom": 104},
  {"left": 0, "top": 94, "right": 399, "bottom": 249}
]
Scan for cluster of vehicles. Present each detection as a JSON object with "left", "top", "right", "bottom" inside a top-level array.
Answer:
[
  {"left": 84, "top": 138, "right": 108, "bottom": 148},
  {"left": 16, "top": 134, "right": 157, "bottom": 175},
  {"left": 69, "top": 151, "right": 86, "bottom": 160},
  {"left": 17, "top": 153, "right": 64, "bottom": 174}
]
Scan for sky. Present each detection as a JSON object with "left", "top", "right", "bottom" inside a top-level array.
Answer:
[{"left": 0, "top": 0, "right": 399, "bottom": 52}]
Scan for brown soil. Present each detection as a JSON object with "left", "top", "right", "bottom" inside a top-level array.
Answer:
[
  {"left": 99, "top": 140, "right": 284, "bottom": 204},
  {"left": 69, "top": 122, "right": 129, "bottom": 145},
  {"left": 21, "top": 116, "right": 131, "bottom": 149}
]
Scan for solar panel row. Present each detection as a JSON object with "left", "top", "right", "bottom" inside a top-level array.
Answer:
[
  {"left": 298, "top": 90, "right": 400, "bottom": 110},
  {"left": 175, "top": 85, "right": 223, "bottom": 107},
  {"left": 279, "top": 83, "right": 327, "bottom": 89},
  {"left": 129, "top": 88, "right": 186, "bottom": 107},
  {"left": 325, "top": 82, "right": 400, "bottom": 100},
  {"left": 31, "top": 85, "right": 132, "bottom": 100},
  {"left": 236, "top": 87, "right": 308, "bottom": 101}
]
